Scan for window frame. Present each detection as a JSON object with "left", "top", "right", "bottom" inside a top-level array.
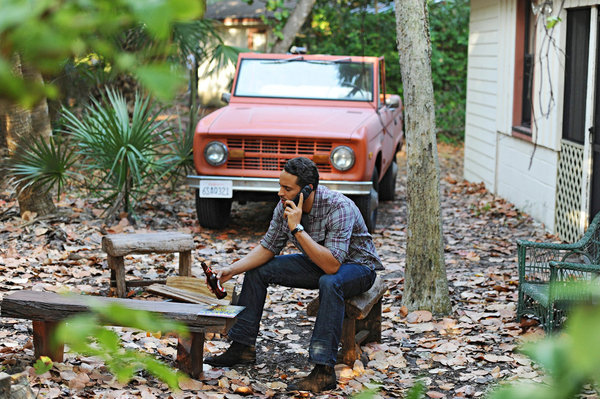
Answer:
[{"left": 512, "top": 0, "right": 535, "bottom": 140}]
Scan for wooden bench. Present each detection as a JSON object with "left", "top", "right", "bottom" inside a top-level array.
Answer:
[
  {"left": 102, "top": 232, "right": 195, "bottom": 297},
  {"left": 517, "top": 211, "right": 600, "bottom": 332},
  {"left": 306, "top": 274, "right": 387, "bottom": 365},
  {"left": 0, "top": 290, "right": 244, "bottom": 378}
]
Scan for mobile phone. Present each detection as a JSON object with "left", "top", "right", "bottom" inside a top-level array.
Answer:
[{"left": 290, "top": 185, "right": 313, "bottom": 206}]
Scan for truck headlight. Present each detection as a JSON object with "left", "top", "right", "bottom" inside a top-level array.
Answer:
[
  {"left": 330, "top": 146, "right": 355, "bottom": 171},
  {"left": 204, "top": 141, "right": 228, "bottom": 166}
]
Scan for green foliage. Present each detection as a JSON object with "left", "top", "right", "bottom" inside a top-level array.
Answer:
[
  {"left": 162, "top": 110, "right": 198, "bottom": 186},
  {"left": 546, "top": 16, "right": 562, "bottom": 29},
  {"left": 243, "top": 0, "right": 290, "bottom": 41},
  {"left": 301, "top": 1, "right": 401, "bottom": 96},
  {"left": 488, "top": 282, "right": 600, "bottom": 399},
  {"left": 33, "top": 356, "right": 53, "bottom": 376},
  {"left": 0, "top": 0, "right": 206, "bottom": 107},
  {"left": 5, "top": 135, "right": 79, "bottom": 199},
  {"left": 405, "top": 379, "right": 426, "bottom": 399},
  {"left": 54, "top": 300, "right": 188, "bottom": 389},
  {"left": 60, "top": 88, "right": 171, "bottom": 214},
  {"left": 263, "top": 0, "right": 291, "bottom": 41},
  {"left": 299, "top": 0, "right": 469, "bottom": 141},
  {"left": 429, "top": 0, "right": 470, "bottom": 141},
  {"left": 351, "top": 379, "right": 425, "bottom": 398}
]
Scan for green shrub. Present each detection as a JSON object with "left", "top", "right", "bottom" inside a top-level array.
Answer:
[
  {"left": 54, "top": 300, "right": 188, "bottom": 389},
  {"left": 5, "top": 134, "right": 78, "bottom": 199},
  {"left": 162, "top": 107, "right": 198, "bottom": 187},
  {"left": 61, "top": 88, "right": 171, "bottom": 215},
  {"left": 429, "top": 0, "right": 469, "bottom": 141}
]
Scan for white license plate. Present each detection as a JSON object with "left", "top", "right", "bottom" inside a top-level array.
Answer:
[{"left": 199, "top": 180, "right": 233, "bottom": 198}]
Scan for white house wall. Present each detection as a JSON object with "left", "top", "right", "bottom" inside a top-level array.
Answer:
[
  {"left": 496, "top": 137, "right": 559, "bottom": 230},
  {"left": 464, "top": 0, "right": 561, "bottom": 231},
  {"left": 464, "top": 0, "right": 499, "bottom": 190}
]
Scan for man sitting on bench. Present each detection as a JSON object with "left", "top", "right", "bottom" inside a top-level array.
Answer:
[{"left": 205, "top": 157, "right": 383, "bottom": 392}]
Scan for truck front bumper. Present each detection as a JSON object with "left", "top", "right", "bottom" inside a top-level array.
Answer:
[{"left": 186, "top": 175, "right": 372, "bottom": 196}]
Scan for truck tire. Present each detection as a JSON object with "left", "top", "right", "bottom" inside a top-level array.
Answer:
[
  {"left": 354, "top": 170, "right": 379, "bottom": 233},
  {"left": 195, "top": 190, "right": 232, "bottom": 229},
  {"left": 379, "top": 159, "right": 398, "bottom": 201}
]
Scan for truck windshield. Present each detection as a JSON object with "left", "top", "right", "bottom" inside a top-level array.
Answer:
[{"left": 234, "top": 59, "right": 374, "bottom": 102}]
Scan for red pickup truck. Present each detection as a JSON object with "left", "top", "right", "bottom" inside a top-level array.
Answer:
[{"left": 187, "top": 52, "right": 404, "bottom": 232}]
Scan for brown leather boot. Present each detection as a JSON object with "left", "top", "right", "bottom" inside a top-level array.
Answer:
[
  {"left": 289, "top": 364, "right": 337, "bottom": 392},
  {"left": 204, "top": 341, "right": 256, "bottom": 367}
]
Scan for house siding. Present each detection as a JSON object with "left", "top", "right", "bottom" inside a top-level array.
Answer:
[
  {"left": 496, "top": 137, "right": 558, "bottom": 231},
  {"left": 464, "top": 0, "right": 560, "bottom": 231},
  {"left": 464, "top": 0, "right": 499, "bottom": 189}
]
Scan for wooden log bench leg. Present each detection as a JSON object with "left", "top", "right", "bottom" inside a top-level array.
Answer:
[
  {"left": 176, "top": 332, "right": 205, "bottom": 379},
  {"left": 108, "top": 255, "right": 127, "bottom": 298},
  {"left": 32, "top": 320, "right": 64, "bottom": 362},
  {"left": 356, "top": 299, "right": 382, "bottom": 344},
  {"left": 339, "top": 317, "right": 357, "bottom": 366},
  {"left": 179, "top": 250, "right": 192, "bottom": 277},
  {"left": 338, "top": 300, "right": 382, "bottom": 366}
]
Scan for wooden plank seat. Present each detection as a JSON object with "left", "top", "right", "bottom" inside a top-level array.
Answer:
[
  {"left": 0, "top": 290, "right": 244, "bottom": 378},
  {"left": 102, "top": 232, "right": 195, "bottom": 297},
  {"left": 517, "top": 211, "right": 600, "bottom": 332},
  {"left": 306, "top": 274, "right": 387, "bottom": 365}
]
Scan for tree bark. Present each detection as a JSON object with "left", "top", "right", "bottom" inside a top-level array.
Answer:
[
  {"left": 270, "top": 0, "right": 316, "bottom": 53},
  {"left": 394, "top": 0, "right": 451, "bottom": 315},
  {"left": 1, "top": 54, "right": 56, "bottom": 217}
]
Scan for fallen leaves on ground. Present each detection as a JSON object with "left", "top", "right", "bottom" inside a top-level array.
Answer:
[{"left": 0, "top": 143, "right": 551, "bottom": 398}]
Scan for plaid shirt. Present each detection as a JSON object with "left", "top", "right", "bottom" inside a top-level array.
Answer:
[{"left": 260, "top": 185, "right": 383, "bottom": 270}]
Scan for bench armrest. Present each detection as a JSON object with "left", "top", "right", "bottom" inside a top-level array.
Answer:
[
  {"left": 549, "top": 261, "right": 600, "bottom": 273},
  {"left": 518, "top": 241, "right": 592, "bottom": 285},
  {"left": 517, "top": 239, "right": 579, "bottom": 250}
]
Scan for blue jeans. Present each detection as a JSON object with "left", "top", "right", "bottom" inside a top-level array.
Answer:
[{"left": 228, "top": 254, "right": 376, "bottom": 367}]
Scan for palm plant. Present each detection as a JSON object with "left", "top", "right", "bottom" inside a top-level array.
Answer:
[
  {"left": 4, "top": 134, "right": 79, "bottom": 199},
  {"left": 61, "top": 88, "right": 171, "bottom": 216},
  {"left": 161, "top": 107, "right": 198, "bottom": 185}
]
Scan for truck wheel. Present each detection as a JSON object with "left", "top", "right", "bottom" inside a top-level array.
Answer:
[
  {"left": 354, "top": 170, "right": 379, "bottom": 233},
  {"left": 195, "top": 190, "right": 232, "bottom": 229},
  {"left": 379, "top": 159, "right": 398, "bottom": 201}
]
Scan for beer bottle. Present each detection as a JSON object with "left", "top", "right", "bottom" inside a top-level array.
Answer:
[{"left": 201, "top": 262, "right": 227, "bottom": 299}]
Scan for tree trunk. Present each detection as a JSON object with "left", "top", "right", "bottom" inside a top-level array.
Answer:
[
  {"left": 394, "top": 0, "right": 451, "bottom": 314},
  {"left": 270, "top": 0, "right": 316, "bottom": 53},
  {"left": 1, "top": 54, "right": 56, "bottom": 217}
]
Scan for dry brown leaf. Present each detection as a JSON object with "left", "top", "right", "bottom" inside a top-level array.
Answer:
[
  {"left": 234, "top": 385, "right": 254, "bottom": 395},
  {"left": 406, "top": 310, "right": 433, "bottom": 323},
  {"left": 426, "top": 390, "right": 446, "bottom": 398},
  {"left": 68, "top": 372, "right": 90, "bottom": 391},
  {"left": 21, "top": 211, "right": 37, "bottom": 222},
  {"left": 179, "top": 377, "right": 204, "bottom": 391},
  {"left": 399, "top": 305, "right": 409, "bottom": 317},
  {"left": 433, "top": 342, "right": 459, "bottom": 353}
]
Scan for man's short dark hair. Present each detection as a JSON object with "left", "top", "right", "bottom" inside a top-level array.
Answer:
[{"left": 284, "top": 157, "right": 319, "bottom": 190}]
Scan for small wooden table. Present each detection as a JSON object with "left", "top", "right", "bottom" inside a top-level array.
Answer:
[
  {"left": 102, "top": 232, "right": 195, "bottom": 297},
  {"left": 1, "top": 290, "right": 244, "bottom": 378}
]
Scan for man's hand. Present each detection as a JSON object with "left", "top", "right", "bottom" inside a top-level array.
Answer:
[
  {"left": 216, "top": 245, "right": 276, "bottom": 284},
  {"left": 216, "top": 266, "right": 235, "bottom": 284},
  {"left": 284, "top": 192, "right": 303, "bottom": 230}
]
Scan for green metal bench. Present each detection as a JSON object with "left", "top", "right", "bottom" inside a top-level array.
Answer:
[{"left": 517, "top": 212, "right": 600, "bottom": 332}]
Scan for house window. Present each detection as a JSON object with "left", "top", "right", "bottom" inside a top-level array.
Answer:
[
  {"left": 512, "top": 0, "right": 536, "bottom": 137},
  {"left": 562, "top": 8, "right": 591, "bottom": 145}
]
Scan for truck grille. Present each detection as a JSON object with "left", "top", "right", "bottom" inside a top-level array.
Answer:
[{"left": 226, "top": 138, "right": 333, "bottom": 173}]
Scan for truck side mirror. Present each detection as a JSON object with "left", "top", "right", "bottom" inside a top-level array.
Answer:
[
  {"left": 387, "top": 94, "right": 400, "bottom": 109},
  {"left": 221, "top": 92, "right": 231, "bottom": 104}
]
